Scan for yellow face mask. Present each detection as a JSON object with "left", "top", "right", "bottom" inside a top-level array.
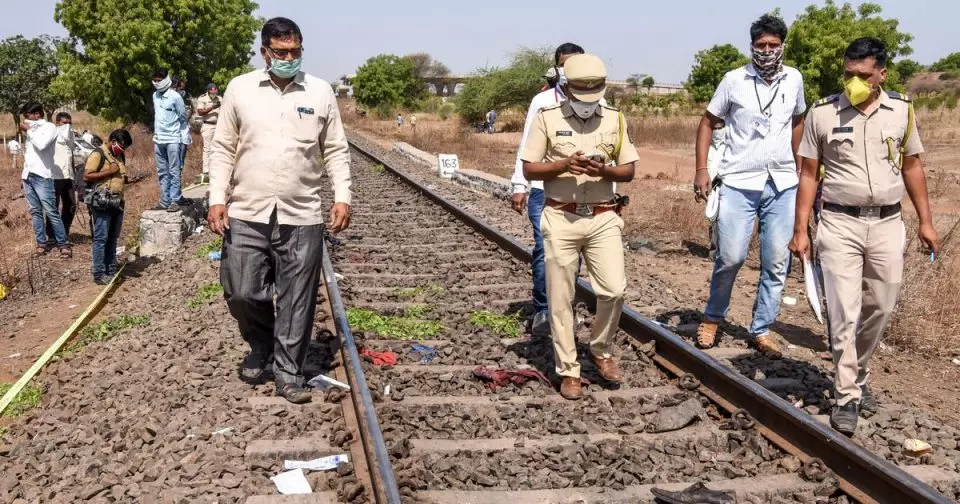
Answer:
[{"left": 843, "top": 76, "right": 873, "bottom": 106}]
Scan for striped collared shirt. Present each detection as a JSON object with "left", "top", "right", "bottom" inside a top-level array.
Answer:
[{"left": 707, "top": 63, "right": 806, "bottom": 192}]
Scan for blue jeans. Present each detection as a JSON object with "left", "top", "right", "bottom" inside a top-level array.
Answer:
[
  {"left": 705, "top": 179, "right": 796, "bottom": 338},
  {"left": 22, "top": 173, "right": 68, "bottom": 247},
  {"left": 92, "top": 207, "right": 124, "bottom": 279},
  {"left": 155, "top": 142, "right": 183, "bottom": 207},
  {"left": 528, "top": 188, "right": 547, "bottom": 314}
]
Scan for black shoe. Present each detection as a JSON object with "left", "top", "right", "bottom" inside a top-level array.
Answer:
[
  {"left": 831, "top": 402, "right": 859, "bottom": 436},
  {"left": 150, "top": 204, "right": 167, "bottom": 211},
  {"left": 93, "top": 276, "right": 108, "bottom": 285},
  {"left": 239, "top": 351, "right": 272, "bottom": 385},
  {"left": 650, "top": 482, "right": 735, "bottom": 504},
  {"left": 166, "top": 203, "right": 181, "bottom": 213},
  {"left": 275, "top": 381, "right": 312, "bottom": 404},
  {"left": 860, "top": 385, "right": 878, "bottom": 415}
]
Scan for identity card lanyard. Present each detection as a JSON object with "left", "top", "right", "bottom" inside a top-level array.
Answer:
[{"left": 754, "top": 76, "right": 780, "bottom": 117}]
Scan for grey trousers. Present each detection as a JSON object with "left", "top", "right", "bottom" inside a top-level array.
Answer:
[{"left": 221, "top": 211, "right": 324, "bottom": 385}]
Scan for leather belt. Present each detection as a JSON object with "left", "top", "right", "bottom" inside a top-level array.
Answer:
[
  {"left": 823, "top": 202, "right": 901, "bottom": 219},
  {"left": 546, "top": 198, "right": 618, "bottom": 217},
  {"left": 203, "top": 121, "right": 217, "bottom": 125}
]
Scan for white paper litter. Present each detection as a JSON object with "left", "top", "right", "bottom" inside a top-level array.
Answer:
[
  {"left": 6, "top": 353, "right": 21, "bottom": 359},
  {"left": 284, "top": 454, "right": 349, "bottom": 472},
  {"left": 803, "top": 256, "right": 823, "bottom": 324},
  {"left": 212, "top": 427, "right": 233, "bottom": 436},
  {"left": 307, "top": 374, "right": 351, "bottom": 391},
  {"left": 334, "top": 273, "right": 345, "bottom": 282},
  {"left": 384, "top": 384, "right": 391, "bottom": 396},
  {"left": 271, "top": 468, "right": 312, "bottom": 494},
  {"left": 782, "top": 296, "right": 797, "bottom": 306},
  {"left": 68, "top": 305, "right": 78, "bottom": 309},
  {"left": 952, "top": 358, "right": 960, "bottom": 366}
]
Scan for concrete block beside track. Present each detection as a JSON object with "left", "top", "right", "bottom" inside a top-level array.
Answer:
[{"left": 138, "top": 187, "right": 208, "bottom": 258}]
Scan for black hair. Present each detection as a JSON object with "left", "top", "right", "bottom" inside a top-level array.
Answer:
[
  {"left": 109, "top": 129, "right": 133, "bottom": 149},
  {"left": 153, "top": 68, "right": 168, "bottom": 79},
  {"left": 554, "top": 43, "right": 584, "bottom": 65},
  {"left": 20, "top": 102, "right": 44, "bottom": 116},
  {"left": 261, "top": 17, "right": 302, "bottom": 47},
  {"left": 750, "top": 14, "right": 788, "bottom": 43},
  {"left": 55, "top": 112, "right": 72, "bottom": 122},
  {"left": 844, "top": 37, "right": 888, "bottom": 68}
]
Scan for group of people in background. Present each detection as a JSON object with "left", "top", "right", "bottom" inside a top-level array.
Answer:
[
  {"left": 510, "top": 14, "right": 939, "bottom": 439},
  {"left": 18, "top": 103, "right": 133, "bottom": 284}
]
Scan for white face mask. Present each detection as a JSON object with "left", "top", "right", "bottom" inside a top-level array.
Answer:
[
  {"left": 152, "top": 76, "right": 172, "bottom": 93},
  {"left": 569, "top": 100, "right": 600, "bottom": 120},
  {"left": 556, "top": 67, "right": 568, "bottom": 87}
]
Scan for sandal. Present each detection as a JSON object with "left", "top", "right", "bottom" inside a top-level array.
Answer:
[
  {"left": 696, "top": 320, "right": 720, "bottom": 349},
  {"left": 33, "top": 246, "right": 49, "bottom": 257},
  {"left": 58, "top": 247, "right": 73, "bottom": 259}
]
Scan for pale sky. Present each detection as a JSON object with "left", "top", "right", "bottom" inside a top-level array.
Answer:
[{"left": 1, "top": 0, "right": 956, "bottom": 84}]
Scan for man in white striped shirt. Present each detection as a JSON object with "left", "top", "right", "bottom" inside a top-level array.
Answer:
[
  {"left": 692, "top": 14, "right": 806, "bottom": 356},
  {"left": 511, "top": 42, "right": 585, "bottom": 337}
]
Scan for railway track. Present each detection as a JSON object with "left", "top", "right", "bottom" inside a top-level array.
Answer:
[
  {"left": 1, "top": 138, "right": 959, "bottom": 503},
  {"left": 323, "top": 141, "right": 960, "bottom": 503}
]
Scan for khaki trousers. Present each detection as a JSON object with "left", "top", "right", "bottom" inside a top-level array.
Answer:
[
  {"left": 818, "top": 209, "right": 905, "bottom": 406},
  {"left": 542, "top": 206, "right": 626, "bottom": 378},
  {"left": 201, "top": 124, "right": 217, "bottom": 175}
]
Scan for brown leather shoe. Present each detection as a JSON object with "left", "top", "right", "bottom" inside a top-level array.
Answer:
[
  {"left": 752, "top": 334, "right": 782, "bottom": 358},
  {"left": 559, "top": 377, "right": 583, "bottom": 400},
  {"left": 590, "top": 355, "right": 623, "bottom": 383},
  {"left": 696, "top": 320, "right": 720, "bottom": 348}
]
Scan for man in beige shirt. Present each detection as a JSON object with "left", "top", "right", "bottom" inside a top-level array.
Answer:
[
  {"left": 521, "top": 54, "right": 638, "bottom": 400},
  {"left": 791, "top": 38, "right": 939, "bottom": 435},
  {"left": 208, "top": 17, "right": 352, "bottom": 404},
  {"left": 195, "top": 83, "right": 221, "bottom": 182}
]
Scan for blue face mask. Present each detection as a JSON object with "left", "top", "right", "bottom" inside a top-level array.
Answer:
[{"left": 270, "top": 57, "right": 302, "bottom": 79}]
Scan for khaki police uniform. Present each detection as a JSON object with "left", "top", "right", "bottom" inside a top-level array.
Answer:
[
  {"left": 196, "top": 92, "right": 222, "bottom": 175},
  {"left": 798, "top": 89, "right": 921, "bottom": 407},
  {"left": 521, "top": 101, "right": 639, "bottom": 378}
]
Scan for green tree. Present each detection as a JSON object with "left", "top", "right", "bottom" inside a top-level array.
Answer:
[
  {"left": 785, "top": 1, "right": 913, "bottom": 103},
  {"left": 895, "top": 59, "right": 925, "bottom": 85},
  {"left": 685, "top": 44, "right": 750, "bottom": 103},
  {"left": 626, "top": 73, "right": 643, "bottom": 94},
  {"left": 53, "top": 0, "right": 261, "bottom": 123},
  {"left": 455, "top": 47, "right": 551, "bottom": 123},
  {"left": 642, "top": 76, "right": 655, "bottom": 91},
  {"left": 352, "top": 54, "right": 423, "bottom": 109},
  {"left": 931, "top": 52, "right": 960, "bottom": 72},
  {"left": 0, "top": 36, "right": 62, "bottom": 128}
]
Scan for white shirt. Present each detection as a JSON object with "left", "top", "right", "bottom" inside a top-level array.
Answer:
[
  {"left": 52, "top": 124, "right": 75, "bottom": 180},
  {"left": 21, "top": 119, "right": 58, "bottom": 180},
  {"left": 513, "top": 88, "right": 609, "bottom": 193},
  {"left": 707, "top": 64, "right": 806, "bottom": 192}
]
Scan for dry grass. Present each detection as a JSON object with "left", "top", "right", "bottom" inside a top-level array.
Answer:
[
  {"left": 887, "top": 216, "right": 960, "bottom": 354},
  {"left": 0, "top": 112, "right": 200, "bottom": 289}
]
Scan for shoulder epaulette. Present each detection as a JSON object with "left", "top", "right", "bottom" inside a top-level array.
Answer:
[
  {"left": 814, "top": 94, "right": 841, "bottom": 108},
  {"left": 886, "top": 90, "right": 911, "bottom": 102},
  {"left": 600, "top": 104, "right": 620, "bottom": 112},
  {"left": 541, "top": 103, "right": 563, "bottom": 112}
]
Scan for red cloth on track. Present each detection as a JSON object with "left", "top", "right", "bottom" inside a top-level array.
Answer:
[
  {"left": 472, "top": 366, "right": 551, "bottom": 391},
  {"left": 360, "top": 347, "right": 398, "bottom": 366}
]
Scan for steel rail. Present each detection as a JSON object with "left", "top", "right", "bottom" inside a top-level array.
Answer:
[
  {"left": 320, "top": 238, "right": 403, "bottom": 504},
  {"left": 349, "top": 139, "right": 952, "bottom": 504}
]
